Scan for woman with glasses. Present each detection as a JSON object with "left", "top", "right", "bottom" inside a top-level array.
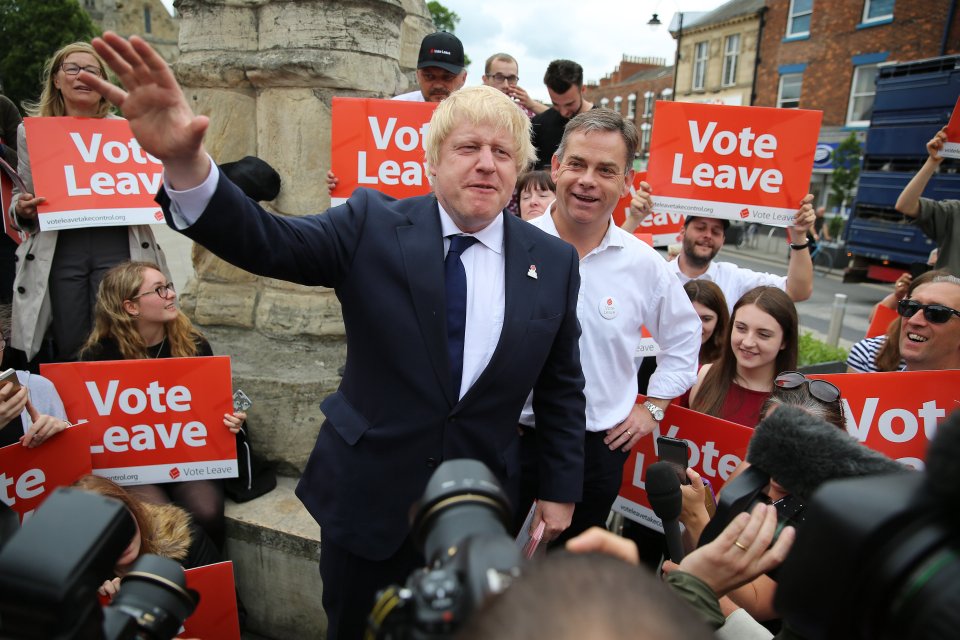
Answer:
[
  {"left": 8, "top": 42, "right": 168, "bottom": 364},
  {"left": 689, "top": 287, "right": 799, "bottom": 428},
  {"left": 78, "top": 261, "right": 244, "bottom": 549}
]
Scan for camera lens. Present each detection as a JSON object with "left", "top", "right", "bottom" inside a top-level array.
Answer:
[{"left": 109, "top": 554, "right": 198, "bottom": 639}]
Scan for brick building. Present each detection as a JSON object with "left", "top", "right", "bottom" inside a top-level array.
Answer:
[
  {"left": 754, "top": 0, "right": 960, "bottom": 205},
  {"left": 583, "top": 56, "right": 673, "bottom": 165}
]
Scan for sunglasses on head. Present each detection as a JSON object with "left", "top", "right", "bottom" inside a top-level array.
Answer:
[
  {"left": 897, "top": 299, "right": 960, "bottom": 324},
  {"left": 774, "top": 371, "right": 841, "bottom": 404}
]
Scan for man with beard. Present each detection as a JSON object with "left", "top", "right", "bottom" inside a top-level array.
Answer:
[
  {"left": 393, "top": 31, "right": 466, "bottom": 102},
  {"left": 668, "top": 213, "right": 815, "bottom": 313},
  {"left": 531, "top": 60, "right": 595, "bottom": 169}
]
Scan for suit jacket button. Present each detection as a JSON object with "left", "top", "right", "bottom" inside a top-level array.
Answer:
[
  {"left": 426, "top": 457, "right": 438, "bottom": 469},
  {"left": 25, "top": 253, "right": 34, "bottom": 260},
  {"left": 141, "top": 241, "right": 150, "bottom": 249},
  {"left": 17, "top": 286, "right": 25, "bottom": 294}
]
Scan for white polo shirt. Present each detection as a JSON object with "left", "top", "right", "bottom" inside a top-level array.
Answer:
[
  {"left": 520, "top": 210, "right": 700, "bottom": 432},
  {"left": 392, "top": 90, "right": 426, "bottom": 102},
  {"left": 667, "top": 258, "right": 787, "bottom": 314}
]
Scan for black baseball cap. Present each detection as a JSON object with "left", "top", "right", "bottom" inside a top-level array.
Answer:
[
  {"left": 684, "top": 215, "right": 730, "bottom": 230},
  {"left": 418, "top": 32, "right": 465, "bottom": 74}
]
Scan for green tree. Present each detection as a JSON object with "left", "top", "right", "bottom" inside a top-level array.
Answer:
[
  {"left": 427, "top": 1, "right": 460, "bottom": 32},
  {"left": 828, "top": 132, "right": 863, "bottom": 215},
  {"left": 0, "top": 0, "right": 99, "bottom": 113},
  {"left": 426, "top": 1, "right": 470, "bottom": 67}
]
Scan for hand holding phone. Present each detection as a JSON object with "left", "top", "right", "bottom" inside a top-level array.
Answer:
[
  {"left": 657, "top": 435, "right": 691, "bottom": 485},
  {"left": 0, "top": 368, "right": 22, "bottom": 395}
]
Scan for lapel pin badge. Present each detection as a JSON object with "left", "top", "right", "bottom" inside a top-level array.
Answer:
[{"left": 527, "top": 265, "right": 538, "bottom": 279}]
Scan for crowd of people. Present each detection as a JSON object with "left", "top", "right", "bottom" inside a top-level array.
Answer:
[{"left": 0, "top": 27, "right": 957, "bottom": 640}]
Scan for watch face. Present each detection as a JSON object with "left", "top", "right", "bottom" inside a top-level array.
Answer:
[{"left": 646, "top": 402, "right": 664, "bottom": 421}]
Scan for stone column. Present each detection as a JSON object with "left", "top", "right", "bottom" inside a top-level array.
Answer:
[{"left": 171, "top": 0, "right": 432, "bottom": 473}]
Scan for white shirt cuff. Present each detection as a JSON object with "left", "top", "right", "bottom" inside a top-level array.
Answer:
[{"left": 164, "top": 155, "right": 219, "bottom": 229}]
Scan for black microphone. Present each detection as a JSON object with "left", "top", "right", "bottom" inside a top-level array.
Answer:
[
  {"left": 925, "top": 407, "right": 960, "bottom": 502},
  {"left": 646, "top": 461, "right": 685, "bottom": 563},
  {"left": 747, "top": 405, "right": 906, "bottom": 502}
]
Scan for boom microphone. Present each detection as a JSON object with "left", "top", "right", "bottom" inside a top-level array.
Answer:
[
  {"left": 747, "top": 406, "right": 905, "bottom": 501},
  {"left": 646, "top": 461, "right": 685, "bottom": 563}
]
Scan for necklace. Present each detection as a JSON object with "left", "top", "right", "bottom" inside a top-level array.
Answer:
[{"left": 153, "top": 336, "right": 167, "bottom": 358}]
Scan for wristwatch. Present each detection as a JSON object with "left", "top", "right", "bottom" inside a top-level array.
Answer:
[{"left": 643, "top": 400, "right": 665, "bottom": 422}]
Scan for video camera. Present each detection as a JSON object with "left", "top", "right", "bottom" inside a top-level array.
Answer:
[
  {"left": 0, "top": 488, "right": 198, "bottom": 639},
  {"left": 367, "top": 459, "right": 524, "bottom": 640}
]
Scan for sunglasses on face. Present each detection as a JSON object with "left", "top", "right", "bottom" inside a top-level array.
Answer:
[
  {"left": 897, "top": 299, "right": 960, "bottom": 324},
  {"left": 774, "top": 371, "right": 841, "bottom": 404}
]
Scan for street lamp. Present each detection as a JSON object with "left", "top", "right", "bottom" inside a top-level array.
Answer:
[{"left": 647, "top": 13, "right": 662, "bottom": 30}]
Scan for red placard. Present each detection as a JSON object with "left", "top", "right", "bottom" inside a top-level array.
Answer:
[
  {"left": 22, "top": 117, "right": 165, "bottom": 231},
  {"left": 941, "top": 95, "right": 960, "bottom": 159},
  {"left": 329, "top": 98, "right": 438, "bottom": 206},
  {"left": 0, "top": 423, "right": 92, "bottom": 522},
  {"left": 182, "top": 562, "right": 242, "bottom": 640},
  {"left": 614, "top": 171, "right": 684, "bottom": 246},
  {"left": 816, "top": 370, "right": 958, "bottom": 469},
  {"left": 41, "top": 357, "right": 237, "bottom": 486},
  {"left": 614, "top": 403, "right": 754, "bottom": 530},
  {"left": 647, "top": 102, "right": 822, "bottom": 226},
  {"left": 865, "top": 303, "right": 899, "bottom": 339}
]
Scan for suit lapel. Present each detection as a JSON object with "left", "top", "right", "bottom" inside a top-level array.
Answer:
[
  {"left": 458, "top": 213, "right": 538, "bottom": 408},
  {"left": 397, "top": 197, "right": 457, "bottom": 406}
]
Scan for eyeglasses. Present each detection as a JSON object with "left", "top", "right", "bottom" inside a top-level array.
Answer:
[
  {"left": 60, "top": 63, "right": 103, "bottom": 77},
  {"left": 774, "top": 371, "right": 841, "bottom": 404},
  {"left": 487, "top": 73, "right": 519, "bottom": 86},
  {"left": 897, "top": 299, "right": 960, "bottom": 324},
  {"left": 130, "top": 282, "right": 176, "bottom": 300}
]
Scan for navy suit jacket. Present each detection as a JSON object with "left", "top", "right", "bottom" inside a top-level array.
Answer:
[{"left": 161, "top": 176, "right": 586, "bottom": 560}]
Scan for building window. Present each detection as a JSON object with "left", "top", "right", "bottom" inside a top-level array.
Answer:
[
  {"left": 692, "top": 41, "right": 708, "bottom": 91},
  {"left": 614, "top": 96, "right": 623, "bottom": 114},
  {"left": 722, "top": 34, "right": 740, "bottom": 87},
  {"left": 144, "top": 6, "right": 152, "bottom": 33},
  {"left": 661, "top": 87, "right": 673, "bottom": 100},
  {"left": 600, "top": 97, "right": 610, "bottom": 108},
  {"left": 863, "top": 0, "right": 894, "bottom": 22},
  {"left": 627, "top": 93, "right": 637, "bottom": 119},
  {"left": 643, "top": 91, "right": 654, "bottom": 116},
  {"left": 786, "top": 0, "right": 813, "bottom": 38},
  {"left": 640, "top": 122, "right": 652, "bottom": 155},
  {"left": 847, "top": 64, "right": 879, "bottom": 126},
  {"left": 777, "top": 73, "right": 803, "bottom": 108}
]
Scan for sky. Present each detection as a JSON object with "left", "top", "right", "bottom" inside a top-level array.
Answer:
[{"left": 159, "top": 0, "right": 730, "bottom": 102}]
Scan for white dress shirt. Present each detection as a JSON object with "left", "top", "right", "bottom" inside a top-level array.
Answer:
[
  {"left": 392, "top": 90, "right": 427, "bottom": 102},
  {"left": 162, "top": 157, "right": 504, "bottom": 401},
  {"left": 520, "top": 209, "right": 700, "bottom": 432},
  {"left": 667, "top": 258, "right": 787, "bottom": 314}
]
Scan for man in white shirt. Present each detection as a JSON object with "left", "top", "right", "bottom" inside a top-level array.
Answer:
[
  {"left": 517, "top": 109, "right": 701, "bottom": 541},
  {"left": 668, "top": 213, "right": 816, "bottom": 313},
  {"left": 393, "top": 31, "right": 466, "bottom": 102}
]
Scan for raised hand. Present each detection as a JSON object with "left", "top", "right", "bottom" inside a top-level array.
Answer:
[{"left": 85, "top": 32, "right": 211, "bottom": 189}]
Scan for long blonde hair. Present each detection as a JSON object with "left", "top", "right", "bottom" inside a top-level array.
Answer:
[
  {"left": 23, "top": 42, "right": 112, "bottom": 118},
  {"left": 81, "top": 261, "right": 203, "bottom": 360}
]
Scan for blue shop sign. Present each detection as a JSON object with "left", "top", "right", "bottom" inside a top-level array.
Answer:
[{"left": 813, "top": 142, "right": 838, "bottom": 170}]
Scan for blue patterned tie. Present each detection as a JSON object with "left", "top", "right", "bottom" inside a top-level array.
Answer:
[{"left": 445, "top": 235, "right": 479, "bottom": 395}]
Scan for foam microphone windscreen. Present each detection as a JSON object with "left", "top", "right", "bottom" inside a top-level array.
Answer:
[
  {"left": 747, "top": 405, "right": 905, "bottom": 501},
  {"left": 646, "top": 461, "right": 682, "bottom": 521},
  {"left": 925, "top": 408, "right": 960, "bottom": 500}
]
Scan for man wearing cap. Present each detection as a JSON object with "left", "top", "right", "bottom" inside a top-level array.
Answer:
[
  {"left": 393, "top": 31, "right": 467, "bottom": 102},
  {"left": 664, "top": 212, "right": 815, "bottom": 313},
  {"left": 482, "top": 52, "right": 547, "bottom": 118},
  {"left": 531, "top": 59, "right": 595, "bottom": 169}
]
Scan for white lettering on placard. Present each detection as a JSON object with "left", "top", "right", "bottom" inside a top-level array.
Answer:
[
  {"left": 86, "top": 380, "right": 193, "bottom": 416},
  {"left": 368, "top": 117, "right": 429, "bottom": 151},
  {"left": 673, "top": 121, "right": 783, "bottom": 193},
  {"left": 356, "top": 151, "right": 429, "bottom": 187},
  {"left": 638, "top": 211, "right": 684, "bottom": 228},
  {"left": 64, "top": 166, "right": 162, "bottom": 196},
  {"left": 69, "top": 133, "right": 160, "bottom": 165},
  {"left": 844, "top": 398, "right": 945, "bottom": 444},
  {"left": 96, "top": 421, "right": 208, "bottom": 453},
  {"left": 0, "top": 468, "right": 46, "bottom": 506},
  {"left": 688, "top": 122, "right": 777, "bottom": 158}
]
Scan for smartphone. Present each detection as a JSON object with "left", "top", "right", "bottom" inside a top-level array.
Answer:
[
  {"left": 657, "top": 435, "right": 690, "bottom": 485},
  {"left": 0, "top": 368, "right": 21, "bottom": 394},
  {"left": 233, "top": 389, "right": 252, "bottom": 412},
  {"left": 909, "top": 262, "right": 932, "bottom": 278}
]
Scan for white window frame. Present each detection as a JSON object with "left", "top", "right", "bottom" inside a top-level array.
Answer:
[
  {"left": 600, "top": 97, "right": 610, "bottom": 107},
  {"left": 640, "top": 122, "right": 652, "bottom": 154},
  {"left": 777, "top": 73, "right": 803, "bottom": 109},
  {"left": 627, "top": 93, "right": 637, "bottom": 119},
  {"left": 722, "top": 34, "right": 740, "bottom": 87},
  {"left": 692, "top": 41, "right": 708, "bottom": 91},
  {"left": 643, "top": 91, "right": 654, "bottom": 116},
  {"left": 786, "top": 0, "right": 813, "bottom": 38},
  {"left": 613, "top": 95, "right": 623, "bottom": 114},
  {"left": 846, "top": 64, "right": 879, "bottom": 126},
  {"left": 862, "top": 0, "right": 894, "bottom": 23}
]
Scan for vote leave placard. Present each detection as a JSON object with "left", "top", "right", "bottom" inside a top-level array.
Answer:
[
  {"left": 614, "top": 402, "right": 753, "bottom": 531},
  {"left": 40, "top": 357, "right": 237, "bottom": 485},
  {"left": 0, "top": 423, "right": 92, "bottom": 522},
  {"left": 647, "top": 101, "right": 822, "bottom": 226},
  {"left": 183, "top": 562, "right": 242, "bottom": 640},
  {"left": 940, "top": 95, "right": 960, "bottom": 159},
  {"left": 329, "top": 98, "right": 438, "bottom": 206},
  {"left": 23, "top": 117, "right": 164, "bottom": 231},
  {"left": 816, "top": 370, "right": 958, "bottom": 470},
  {"left": 613, "top": 171, "right": 684, "bottom": 247}
]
